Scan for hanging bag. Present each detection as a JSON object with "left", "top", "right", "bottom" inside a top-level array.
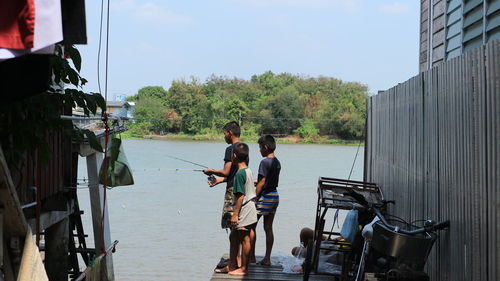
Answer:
[{"left": 99, "top": 137, "right": 134, "bottom": 187}]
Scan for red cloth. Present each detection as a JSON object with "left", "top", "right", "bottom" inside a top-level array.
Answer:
[{"left": 0, "top": 0, "right": 36, "bottom": 49}]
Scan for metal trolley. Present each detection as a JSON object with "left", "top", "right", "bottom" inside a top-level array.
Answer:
[{"left": 307, "top": 177, "right": 384, "bottom": 280}]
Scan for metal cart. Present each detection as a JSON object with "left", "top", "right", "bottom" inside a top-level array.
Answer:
[{"left": 309, "top": 177, "right": 384, "bottom": 280}]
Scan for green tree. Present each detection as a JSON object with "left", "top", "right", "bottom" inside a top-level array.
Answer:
[
  {"left": 260, "top": 85, "right": 304, "bottom": 134},
  {"left": 127, "top": 86, "right": 168, "bottom": 102},
  {"left": 127, "top": 72, "right": 369, "bottom": 140}
]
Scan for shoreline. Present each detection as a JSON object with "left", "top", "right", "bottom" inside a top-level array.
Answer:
[{"left": 123, "top": 133, "right": 364, "bottom": 146}]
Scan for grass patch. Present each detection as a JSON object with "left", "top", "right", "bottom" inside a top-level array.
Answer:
[{"left": 125, "top": 133, "right": 364, "bottom": 146}]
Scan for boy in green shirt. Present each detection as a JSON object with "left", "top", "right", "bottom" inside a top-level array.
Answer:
[{"left": 227, "top": 142, "right": 257, "bottom": 276}]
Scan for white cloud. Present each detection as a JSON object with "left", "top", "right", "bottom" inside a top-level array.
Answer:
[
  {"left": 379, "top": 2, "right": 410, "bottom": 15},
  {"left": 111, "top": 0, "right": 193, "bottom": 26}
]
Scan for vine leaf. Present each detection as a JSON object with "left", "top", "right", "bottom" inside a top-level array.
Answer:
[
  {"left": 93, "top": 93, "right": 107, "bottom": 111},
  {"left": 68, "top": 68, "right": 80, "bottom": 87},
  {"left": 67, "top": 45, "right": 82, "bottom": 72},
  {"left": 82, "top": 129, "right": 103, "bottom": 152},
  {"left": 83, "top": 94, "right": 97, "bottom": 115}
]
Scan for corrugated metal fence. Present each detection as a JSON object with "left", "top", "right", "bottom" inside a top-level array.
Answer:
[{"left": 365, "top": 40, "right": 500, "bottom": 281}]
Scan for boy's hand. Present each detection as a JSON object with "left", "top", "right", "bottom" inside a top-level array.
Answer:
[
  {"left": 203, "top": 168, "right": 214, "bottom": 175},
  {"left": 231, "top": 214, "right": 239, "bottom": 226},
  {"left": 208, "top": 176, "right": 224, "bottom": 187}
]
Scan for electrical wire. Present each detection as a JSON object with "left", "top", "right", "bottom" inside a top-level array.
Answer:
[
  {"left": 97, "top": 0, "right": 105, "bottom": 95},
  {"left": 96, "top": 0, "right": 111, "bottom": 256}
]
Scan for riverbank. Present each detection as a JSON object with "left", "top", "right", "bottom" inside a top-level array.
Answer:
[{"left": 121, "top": 132, "right": 364, "bottom": 146}]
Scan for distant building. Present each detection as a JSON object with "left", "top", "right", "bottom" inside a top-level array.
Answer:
[
  {"left": 420, "top": 0, "right": 500, "bottom": 72},
  {"left": 127, "top": 101, "right": 136, "bottom": 119},
  {"left": 107, "top": 101, "right": 133, "bottom": 118}
]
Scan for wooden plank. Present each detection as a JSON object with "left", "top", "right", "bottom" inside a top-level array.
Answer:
[
  {"left": 85, "top": 152, "right": 115, "bottom": 281},
  {"left": 45, "top": 217, "right": 69, "bottom": 280},
  {"left": 0, "top": 147, "right": 28, "bottom": 237},
  {"left": 0, "top": 211, "right": 3, "bottom": 269},
  {"left": 432, "top": 43, "right": 445, "bottom": 63},
  {"left": 433, "top": 14, "right": 446, "bottom": 34},
  {"left": 27, "top": 210, "right": 71, "bottom": 232},
  {"left": 210, "top": 261, "right": 334, "bottom": 281},
  {"left": 432, "top": 0, "right": 446, "bottom": 18}
]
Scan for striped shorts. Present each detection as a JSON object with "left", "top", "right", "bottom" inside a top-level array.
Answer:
[{"left": 256, "top": 191, "right": 279, "bottom": 215}]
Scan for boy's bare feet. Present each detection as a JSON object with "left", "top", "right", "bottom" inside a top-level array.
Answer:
[
  {"left": 228, "top": 268, "right": 247, "bottom": 276},
  {"left": 257, "top": 258, "right": 271, "bottom": 266},
  {"left": 214, "top": 265, "right": 238, "bottom": 273},
  {"left": 214, "top": 266, "right": 230, "bottom": 273}
]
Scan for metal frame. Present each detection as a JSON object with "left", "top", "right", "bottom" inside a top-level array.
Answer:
[{"left": 311, "top": 177, "right": 384, "bottom": 280}]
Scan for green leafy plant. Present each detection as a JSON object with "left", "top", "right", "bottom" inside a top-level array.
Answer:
[{"left": 0, "top": 45, "right": 106, "bottom": 167}]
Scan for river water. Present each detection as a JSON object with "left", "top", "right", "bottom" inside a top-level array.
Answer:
[{"left": 77, "top": 139, "right": 364, "bottom": 281}]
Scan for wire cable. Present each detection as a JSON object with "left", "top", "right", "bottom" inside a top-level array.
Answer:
[{"left": 97, "top": 0, "right": 105, "bottom": 94}]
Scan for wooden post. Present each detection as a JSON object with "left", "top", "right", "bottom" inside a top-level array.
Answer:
[
  {"left": 86, "top": 152, "right": 114, "bottom": 281},
  {"left": 0, "top": 147, "right": 28, "bottom": 280},
  {"left": 44, "top": 218, "right": 69, "bottom": 281},
  {"left": 0, "top": 210, "right": 3, "bottom": 270},
  {"left": 2, "top": 239, "right": 15, "bottom": 281}
]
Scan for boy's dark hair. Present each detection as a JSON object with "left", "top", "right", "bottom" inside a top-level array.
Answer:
[
  {"left": 233, "top": 142, "right": 249, "bottom": 162},
  {"left": 258, "top": 135, "right": 276, "bottom": 152},
  {"left": 223, "top": 121, "right": 241, "bottom": 137}
]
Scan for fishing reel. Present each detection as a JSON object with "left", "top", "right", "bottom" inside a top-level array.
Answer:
[{"left": 208, "top": 175, "right": 216, "bottom": 184}]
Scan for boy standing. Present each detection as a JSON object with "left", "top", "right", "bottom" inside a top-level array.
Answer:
[
  {"left": 228, "top": 142, "right": 257, "bottom": 276},
  {"left": 253, "top": 135, "right": 281, "bottom": 266},
  {"left": 203, "top": 121, "right": 244, "bottom": 229},
  {"left": 204, "top": 121, "right": 255, "bottom": 271}
]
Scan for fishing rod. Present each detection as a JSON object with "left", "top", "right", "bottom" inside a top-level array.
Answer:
[
  {"left": 164, "top": 154, "right": 208, "bottom": 169},
  {"left": 163, "top": 154, "right": 217, "bottom": 183},
  {"left": 133, "top": 168, "right": 204, "bottom": 172}
]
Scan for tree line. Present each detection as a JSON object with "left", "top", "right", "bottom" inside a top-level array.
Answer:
[{"left": 126, "top": 71, "right": 368, "bottom": 140}]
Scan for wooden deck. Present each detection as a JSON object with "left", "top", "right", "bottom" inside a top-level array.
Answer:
[{"left": 210, "top": 256, "right": 334, "bottom": 281}]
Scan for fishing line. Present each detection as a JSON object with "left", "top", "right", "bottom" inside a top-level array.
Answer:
[
  {"left": 347, "top": 141, "right": 362, "bottom": 181},
  {"left": 329, "top": 140, "right": 363, "bottom": 235}
]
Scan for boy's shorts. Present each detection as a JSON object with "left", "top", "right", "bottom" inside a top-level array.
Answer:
[
  {"left": 234, "top": 222, "right": 257, "bottom": 231},
  {"left": 221, "top": 186, "right": 234, "bottom": 229},
  {"left": 256, "top": 191, "right": 279, "bottom": 215}
]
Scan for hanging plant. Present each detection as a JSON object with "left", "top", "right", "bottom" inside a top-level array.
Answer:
[{"left": 0, "top": 45, "right": 106, "bottom": 167}]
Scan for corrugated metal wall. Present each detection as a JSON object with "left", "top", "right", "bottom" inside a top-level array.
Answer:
[
  {"left": 421, "top": 0, "right": 500, "bottom": 71},
  {"left": 487, "top": 0, "right": 500, "bottom": 40},
  {"left": 365, "top": 40, "right": 500, "bottom": 281},
  {"left": 14, "top": 130, "right": 73, "bottom": 204},
  {"left": 446, "top": 0, "right": 463, "bottom": 59}
]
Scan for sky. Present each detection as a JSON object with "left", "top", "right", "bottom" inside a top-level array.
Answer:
[{"left": 78, "top": 0, "right": 420, "bottom": 100}]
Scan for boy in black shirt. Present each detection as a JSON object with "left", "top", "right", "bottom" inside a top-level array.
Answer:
[
  {"left": 203, "top": 121, "right": 243, "bottom": 228},
  {"left": 204, "top": 121, "right": 253, "bottom": 271},
  {"left": 253, "top": 135, "right": 281, "bottom": 266}
]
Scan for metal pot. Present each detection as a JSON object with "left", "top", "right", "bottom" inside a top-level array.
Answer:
[{"left": 371, "top": 222, "right": 437, "bottom": 268}]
